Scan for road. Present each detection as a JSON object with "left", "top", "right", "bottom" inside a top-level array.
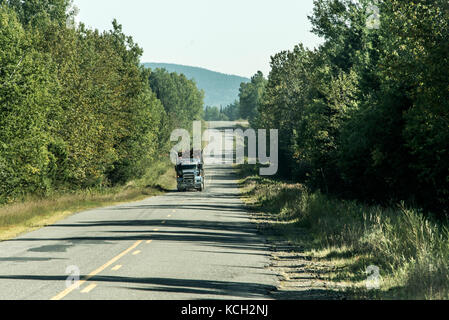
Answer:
[{"left": 0, "top": 122, "right": 277, "bottom": 300}]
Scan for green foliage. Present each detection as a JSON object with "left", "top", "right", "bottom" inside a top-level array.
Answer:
[
  {"left": 0, "top": 3, "right": 203, "bottom": 204},
  {"left": 203, "top": 106, "right": 228, "bottom": 121},
  {"left": 0, "top": 6, "right": 55, "bottom": 201},
  {"left": 202, "top": 101, "right": 241, "bottom": 121},
  {"left": 240, "top": 171, "right": 449, "bottom": 299},
  {"left": 238, "top": 71, "right": 267, "bottom": 125},
  {"left": 254, "top": 0, "right": 449, "bottom": 216},
  {"left": 2, "top": 0, "right": 74, "bottom": 27},
  {"left": 221, "top": 100, "right": 241, "bottom": 121},
  {"left": 148, "top": 68, "right": 204, "bottom": 133}
]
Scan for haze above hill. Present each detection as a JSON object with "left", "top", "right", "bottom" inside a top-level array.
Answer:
[{"left": 144, "top": 63, "right": 249, "bottom": 108}]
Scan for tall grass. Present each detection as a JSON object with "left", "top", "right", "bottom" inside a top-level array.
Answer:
[{"left": 240, "top": 170, "right": 449, "bottom": 299}]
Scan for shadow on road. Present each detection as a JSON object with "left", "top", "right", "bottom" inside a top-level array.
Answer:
[
  {"left": 0, "top": 274, "right": 275, "bottom": 298},
  {"left": 7, "top": 217, "right": 272, "bottom": 255}
]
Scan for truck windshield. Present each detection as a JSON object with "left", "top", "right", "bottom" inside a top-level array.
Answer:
[{"left": 180, "top": 165, "right": 197, "bottom": 171}]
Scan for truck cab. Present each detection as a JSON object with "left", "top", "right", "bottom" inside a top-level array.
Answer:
[{"left": 176, "top": 160, "right": 205, "bottom": 192}]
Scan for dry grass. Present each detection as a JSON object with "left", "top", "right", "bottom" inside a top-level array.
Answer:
[
  {"left": 238, "top": 165, "right": 449, "bottom": 300},
  {"left": 0, "top": 161, "right": 176, "bottom": 241}
]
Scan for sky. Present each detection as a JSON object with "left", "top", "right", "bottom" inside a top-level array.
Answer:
[{"left": 73, "top": 0, "right": 323, "bottom": 78}]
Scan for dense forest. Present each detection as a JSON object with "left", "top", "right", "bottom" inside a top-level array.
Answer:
[
  {"left": 0, "top": 0, "right": 203, "bottom": 204},
  {"left": 239, "top": 0, "right": 448, "bottom": 218},
  {"left": 1, "top": 0, "right": 447, "bottom": 218}
]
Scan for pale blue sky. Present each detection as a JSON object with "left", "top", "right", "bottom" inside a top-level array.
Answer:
[{"left": 73, "top": 0, "right": 323, "bottom": 78}]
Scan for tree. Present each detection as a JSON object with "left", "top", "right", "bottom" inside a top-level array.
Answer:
[
  {"left": 149, "top": 68, "right": 204, "bottom": 132},
  {"left": 221, "top": 101, "right": 241, "bottom": 121},
  {"left": 255, "top": 0, "right": 449, "bottom": 215},
  {"left": 2, "top": 0, "right": 76, "bottom": 27},
  {"left": 0, "top": 6, "right": 56, "bottom": 201},
  {"left": 239, "top": 71, "right": 267, "bottom": 125},
  {"left": 0, "top": 5, "right": 174, "bottom": 202}
]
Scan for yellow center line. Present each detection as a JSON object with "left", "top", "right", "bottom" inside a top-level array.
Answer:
[
  {"left": 81, "top": 283, "right": 97, "bottom": 294},
  {"left": 50, "top": 240, "right": 143, "bottom": 300},
  {"left": 132, "top": 250, "right": 141, "bottom": 256},
  {"left": 146, "top": 240, "right": 153, "bottom": 244},
  {"left": 153, "top": 229, "right": 159, "bottom": 232},
  {"left": 167, "top": 215, "right": 172, "bottom": 218},
  {"left": 111, "top": 265, "right": 122, "bottom": 271}
]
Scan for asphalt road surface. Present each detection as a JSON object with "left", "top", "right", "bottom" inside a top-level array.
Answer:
[{"left": 0, "top": 122, "right": 277, "bottom": 300}]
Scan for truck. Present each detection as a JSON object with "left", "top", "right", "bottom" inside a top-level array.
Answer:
[{"left": 176, "top": 150, "right": 205, "bottom": 192}]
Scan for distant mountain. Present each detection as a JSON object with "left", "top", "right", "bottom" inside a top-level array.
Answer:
[{"left": 143, "top": 63, "right": 249, "bottom": 108}]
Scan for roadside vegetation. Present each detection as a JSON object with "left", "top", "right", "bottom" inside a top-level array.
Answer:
[
  {"left": 239, "top": 164, "right": 449, "bottom": 300},
  {"left": 240, "top": 0, "right": 448, "bottom": 218},
  {"left": 0, "top": 1, "right": 202, "bottom": 238},
  {"left": 0, "top": 160, "right": 176, "bottom": 240},
  {"left": 232, "top": 0, "right": 448, "bottom": 299}
]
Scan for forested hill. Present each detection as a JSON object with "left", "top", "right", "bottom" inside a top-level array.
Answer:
[{"left": 143, "top": 63, "right": 249, "bottom": 107}]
